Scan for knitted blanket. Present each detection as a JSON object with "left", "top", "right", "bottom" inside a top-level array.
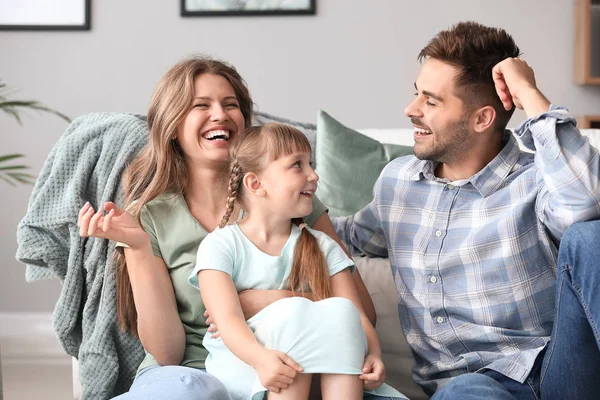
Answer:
[{"left": 15, "top": 112, "right": 148, "bottom": 399}]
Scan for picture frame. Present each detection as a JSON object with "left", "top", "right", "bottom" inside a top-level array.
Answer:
[
  {"left": 0, "top": 0, "right": 91, "bottom": 31},
  {"left": 181, "top": 0, "right": 316, "bottom": 17}
]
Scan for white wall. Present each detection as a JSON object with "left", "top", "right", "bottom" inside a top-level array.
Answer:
[{"left": 2, "top": 0, "right": 600, "bottom": 312}]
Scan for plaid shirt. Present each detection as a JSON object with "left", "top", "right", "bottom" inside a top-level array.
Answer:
[{"left": 334, "top": 107, "right": 600, "bottom": 395}]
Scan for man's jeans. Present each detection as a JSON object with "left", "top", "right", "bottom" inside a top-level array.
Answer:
[
  {"left": 540, "top": 220, "right": 600, "bottom": 400},
  {"left": 432, "top": 221, "right": 600, "bottom": 400},
  {"left": 431, "top": 351, "right": 544, "bottom": 400}
]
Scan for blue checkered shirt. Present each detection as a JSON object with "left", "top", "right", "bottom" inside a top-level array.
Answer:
[{"left": 334, "top": 107, "right": 600, "bottom": 395}]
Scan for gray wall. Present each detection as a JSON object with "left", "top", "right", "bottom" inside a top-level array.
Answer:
[{"left": 2, "top": 0, "right": 600, "bottom": 312}]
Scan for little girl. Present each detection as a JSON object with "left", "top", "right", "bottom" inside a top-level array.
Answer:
[{"left": 188, "top": 123, "right": 406, "bottom": 400}]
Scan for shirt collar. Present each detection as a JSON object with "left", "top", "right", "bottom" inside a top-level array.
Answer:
[{"left": 409, "top": 131, "right": 521, "bottom": 197}]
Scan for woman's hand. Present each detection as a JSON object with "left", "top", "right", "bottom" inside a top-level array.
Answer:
[
  {"left": 253, "top": 349, "right": 303, "bottom": 393},
  {"left": 359, "top": 353, "right": 386, "bottom": 390},
  {"left": 77, "top": 201, "right": 149, "bottom": 250}
]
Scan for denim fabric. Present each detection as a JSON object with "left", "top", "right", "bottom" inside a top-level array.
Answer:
[
  {"left": 540, "top": 221, "right": 600, "bottom": 400},
  {"left": 430, "top": 349, "right": 543, "bottom": 400},
  {"left": 111, "top": 366, "right": 231, "bottom": 400}
]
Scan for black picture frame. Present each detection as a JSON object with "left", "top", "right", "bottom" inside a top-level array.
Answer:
[
  {"left": 181, "top": 0, "right": 316, "bottom": 17},
  {"left": 0, "top": 0, "right": 91, "bottom": 31}
]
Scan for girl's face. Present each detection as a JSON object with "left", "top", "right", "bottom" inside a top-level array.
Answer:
[
  {"left": 258, "top": 151, "right": 318, "bottom": 219},
  {"left": 176, "top": 73, "right": 246, "bottom": 167}
]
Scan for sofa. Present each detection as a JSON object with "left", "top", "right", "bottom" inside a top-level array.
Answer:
[{"left": 31, "top": 110, "right": 599, "bottom": 400}]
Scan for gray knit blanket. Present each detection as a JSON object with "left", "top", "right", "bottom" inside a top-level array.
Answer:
[{"left": 15, "top": 112, "right": 149, "bottom": 399}]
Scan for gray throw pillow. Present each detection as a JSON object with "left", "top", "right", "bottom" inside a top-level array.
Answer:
[{"left": 315, "top": 110, "right": 413, "bottom": 217}]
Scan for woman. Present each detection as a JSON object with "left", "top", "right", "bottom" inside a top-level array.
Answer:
[{"left": 77, "top": 55, "right": 380, "bottom": 399}]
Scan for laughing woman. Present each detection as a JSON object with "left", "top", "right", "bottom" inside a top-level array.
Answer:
[{"left": 77, "top": 55, "right": 380, "bottom": 400}]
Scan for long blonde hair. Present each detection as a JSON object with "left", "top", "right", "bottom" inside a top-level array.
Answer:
[
  {"left": 220, "top": 123, "right": 332, "bottom": 301},
  {"left": 116, "top": 55, "right": 254, "bottom": 335}
]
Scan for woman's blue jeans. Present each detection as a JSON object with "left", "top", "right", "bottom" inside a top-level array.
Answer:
[
  {"left": 112, "top": 366, "right": 404, "bottom": 399},
  {"left": 111, "top": 366, "right": 231, "bottom": 400},
  {"left": 432, "top": 221, "right": 600, "bottom": 400}
]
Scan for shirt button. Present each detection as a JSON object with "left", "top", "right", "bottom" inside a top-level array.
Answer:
[
  {"left": 429, "top": 276, "right": 438, "bottom": 283},
  {"left": 436, "top": 316, "right": 445, "bottom": 324},
  {"left": 435, "top": 230, "right": 442, "bottom": 237},
  {"left": 447, "top": 184, "right": 455, "bottom": 190}
]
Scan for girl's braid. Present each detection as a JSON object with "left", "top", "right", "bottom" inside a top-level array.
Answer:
[{"left": 219, "top": 159, "right": 244, "bottom": 228}]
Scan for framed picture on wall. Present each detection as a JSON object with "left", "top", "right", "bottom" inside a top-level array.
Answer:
[
  {"left": 181, "top": 0, "right": 316, "bottom": 17},
  {"left": 0, "top": 0, "right": 91, "bottom": 31}
]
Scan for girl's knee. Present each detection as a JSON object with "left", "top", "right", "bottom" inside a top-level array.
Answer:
[{"left": 325, "top": 297, "right": 362, "bottom": 320}]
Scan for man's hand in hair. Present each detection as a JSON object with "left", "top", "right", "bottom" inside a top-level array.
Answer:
[{"left": 492, "top": 58, "right": 551, "bottom": 118}]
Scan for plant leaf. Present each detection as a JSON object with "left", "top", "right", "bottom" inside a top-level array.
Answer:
[
  {"left": 6, "top": 171, "right": 35, "bottom": 184},
  {"left": 0, "top": 153, "right": 35, "bottom": 185},
  {"left": 0, "top": 81, "right": 63, "bottom": 186},
  {"left": 0, "top": 154, "right": 26, "bottom": 162},
  {"left": 0, "top": 174, "right": 17, "bottom": 186},
  {"left": 0, "top": 165, "right": 29, "bottom": 171},
  {"left": 0, "top": 100, "right": 71, "bottom": 124}
]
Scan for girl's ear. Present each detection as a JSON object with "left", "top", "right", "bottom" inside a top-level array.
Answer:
[{"left": 242, "top": 172, "right": 265, "bottom": 196}]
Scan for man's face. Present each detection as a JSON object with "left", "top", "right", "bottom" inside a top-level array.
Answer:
[{"left": 404, "top": 59, "right": 472, "bottom": 164}]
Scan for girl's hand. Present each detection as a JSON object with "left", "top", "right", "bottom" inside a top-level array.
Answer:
[
  {"left": 203, "top": 310, "right": 220, "bottom": 338},
  {"left": 254, "top": 350, "right": 303, "bottom": 393},
  {"left": 77, "top": 201, "right": 149, "bottom": 250},
  {"left": 359, "top": 353, "right": 386, "bottom": 390}
]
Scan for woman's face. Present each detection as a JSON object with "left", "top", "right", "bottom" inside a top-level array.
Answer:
[{"left": 176, "top": 73, "right": 246, "bottom": 167}]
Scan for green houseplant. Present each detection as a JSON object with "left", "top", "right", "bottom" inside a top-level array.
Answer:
[{"left": 1, "top": 80, "right": 70, "bottom": 185}]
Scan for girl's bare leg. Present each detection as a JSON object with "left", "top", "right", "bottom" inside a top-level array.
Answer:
[
  {"left": 320, "top": 374, "right": 362, "bottom": 400},
  {"left": 267, "top": 373, "right": 312, "bottom": 400}
]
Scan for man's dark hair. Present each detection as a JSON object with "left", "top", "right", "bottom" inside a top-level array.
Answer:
[{"left": 418, "top": 21, "right": 521, "bottom": 132}]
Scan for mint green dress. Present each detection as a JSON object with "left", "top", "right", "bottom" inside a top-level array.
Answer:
[{"left": 189, "top": 223, "right": 407, "bottom": 400}]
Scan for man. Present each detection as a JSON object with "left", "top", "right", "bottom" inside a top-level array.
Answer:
[{"left": 334, "top": 21, "right": 600, "bottom": 399}]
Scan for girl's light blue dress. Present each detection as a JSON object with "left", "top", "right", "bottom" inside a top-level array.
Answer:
[{"left": 189, "top": 223, "right": 407, "bottom": 400}]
